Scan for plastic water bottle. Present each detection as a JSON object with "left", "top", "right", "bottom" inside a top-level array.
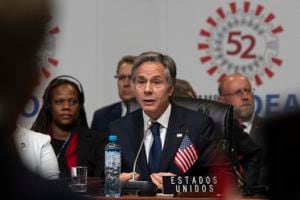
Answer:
[{"left": 104, "top": 134, "right": 121, "bottom": 197}]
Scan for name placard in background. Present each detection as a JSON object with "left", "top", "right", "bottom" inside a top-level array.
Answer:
[{"left": 163, "top": 176, "right": 218, "bottom": 194}]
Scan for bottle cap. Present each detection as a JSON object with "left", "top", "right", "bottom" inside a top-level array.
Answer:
[{"left": 108, "top": 134, "right": 117, "bottom": 142}]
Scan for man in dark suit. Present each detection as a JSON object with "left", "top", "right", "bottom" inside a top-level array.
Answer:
[
  {"left": 218, "top": 73, "right": 267, "bottom": 188},
  {"left": 91, "top": 55, "right": 136, "bottom": 133},
  {"left": 109, "top": 51, "right": 234, "bottom": 191}
]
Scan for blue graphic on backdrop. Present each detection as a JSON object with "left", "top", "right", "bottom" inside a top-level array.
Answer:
[
  {"left": 199, "top": 93, "right": 299, "bottom": 116},
  {"left": 22, "top": 96, "right": 40, "bottom": 118}
]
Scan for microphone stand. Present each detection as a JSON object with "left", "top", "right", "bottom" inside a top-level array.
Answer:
[
  {"left": 122, "top": 120, "right": 157, "bottom": 196},
  {"left": 132, "top": 120, "right": 151, "bottom": 181}
]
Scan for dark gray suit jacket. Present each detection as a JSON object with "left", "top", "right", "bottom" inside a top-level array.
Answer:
[{"left": 91, "top": 102, "right": 122, "bottom": 133}]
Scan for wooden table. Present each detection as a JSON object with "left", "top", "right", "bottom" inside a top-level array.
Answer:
[
  {"left": 78, "top": 177, "right": 268, "bottom": 200},
  {"left": 88, "top": 194, "right": 268, "bottom": 200}
]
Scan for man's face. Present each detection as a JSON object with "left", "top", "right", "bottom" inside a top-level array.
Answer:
[
  {"left": 117, "top": 62, "right": 135, "bottom": 102},
  {"left": 219, "top": 76, "right": 255, "bottom": 122},
  {"left": 134, "top": 61, "right": 174, "bottom": 120},
  {"left": 50, "top": 84, "right": 80, "bottom": 129}
]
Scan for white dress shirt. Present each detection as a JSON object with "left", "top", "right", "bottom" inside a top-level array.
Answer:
[
  {"left": 121, "top": 101, "right": 127, "bottom": 117},
  {"left": 243, "top": 114, "right": 255, "bottom": 134},
  {"left": 14, "top": 126, "right": 60, "bottom": 179},
  {"left": 143, "top": 103, "right": 171, "bottom": 163}
]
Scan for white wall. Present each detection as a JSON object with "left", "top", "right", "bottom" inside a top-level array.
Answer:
[{"left": 20, "top": 0, "right": 300, "bottom": 128}]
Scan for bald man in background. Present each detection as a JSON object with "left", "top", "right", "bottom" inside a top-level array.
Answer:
[{"left": 218, "top": 73, "right": 268, "bottom": 188}]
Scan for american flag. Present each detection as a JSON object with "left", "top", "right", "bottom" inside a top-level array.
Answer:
[{"left": 174, "top": 135, "right": 199, "bottom": 174}]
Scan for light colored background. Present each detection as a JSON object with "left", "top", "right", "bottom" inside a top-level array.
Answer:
[{"left": 20, "top": 0, "right": 300, "bottom": 128}]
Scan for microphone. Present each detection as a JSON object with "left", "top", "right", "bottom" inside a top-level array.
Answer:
[
  {"left": 121, "top": 120, "right": 157, "bottom": 196},
  {"left": 132, "top": 120, "right": 152, "bottom": 181}
]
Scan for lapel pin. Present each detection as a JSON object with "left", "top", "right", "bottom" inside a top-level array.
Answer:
[
  {"left": 21, "top": 142, "right": 27, "bottom": 150},
  {"left": 176, "top": 133, "right": 183, "bottom": 138}
]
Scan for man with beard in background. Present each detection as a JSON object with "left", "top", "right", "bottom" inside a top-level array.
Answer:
[{"left": 218, "top": 73, "right": 268, "bottom": 189}]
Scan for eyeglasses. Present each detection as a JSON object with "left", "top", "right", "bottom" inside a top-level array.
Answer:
[
  {"left": 114, "top": 75, "right": 131, "bottom": 81},
  {"left": 52, "top": 98, "right": 79, "bottom": 106},
  {"left": 222, "top": 88, "right": 255, "bottom": 98}
]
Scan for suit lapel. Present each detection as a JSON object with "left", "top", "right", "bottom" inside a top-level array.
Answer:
[{"left": 160, "top": 105, "right": 185, "bottom": 172}]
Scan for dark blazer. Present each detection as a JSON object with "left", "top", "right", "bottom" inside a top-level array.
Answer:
[
  {"left": 52, "top": 125, "right": 106, "bottom": 178},
  {"left": 109, "top": 103, "right": 233, "bottom": 182},
  {"left": 91, "top": 102, "right": 122, "bottom": 133},
  {"left": 249, "top": 116, "right": 269, "bottom": 186}
]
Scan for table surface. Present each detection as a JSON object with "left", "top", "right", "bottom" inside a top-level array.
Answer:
[
  {"left": 67, "top": 177, "right": 269, "bottom": 200},
  {"left": 87, "top": 194, "right": 268, "bottom": 200}
]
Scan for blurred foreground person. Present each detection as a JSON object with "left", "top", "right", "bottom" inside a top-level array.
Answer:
[
  {"left": 32, "top": 75, "right": 105, "bottom": 178},
  {"left": 0, "top": 0, "right": 84, "bottom": 199},
  {"left": 262, "top": 111, "right": 300, "bottom": 199}
]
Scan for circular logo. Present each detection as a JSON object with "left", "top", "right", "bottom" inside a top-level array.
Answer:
[
  {"left": 197, "top": 1, "right": 283, "bottom": 86},
  {"left": 38, "top": 16, "right": 60, "bottom": 80},
  {"left": 21, "top": 17, "right": 61, "bottom": 119}
]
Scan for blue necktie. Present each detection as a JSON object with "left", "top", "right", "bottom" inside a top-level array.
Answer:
[{"left": 148, "top": 122, "right": 162, "bottom": 173}]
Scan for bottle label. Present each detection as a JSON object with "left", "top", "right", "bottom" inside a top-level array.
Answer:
[{"left": 105, "top": 151, "right": 121, "bottom": 167}]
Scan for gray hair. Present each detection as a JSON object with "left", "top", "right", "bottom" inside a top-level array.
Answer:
[{"left": 131, "top": 51, "right": 177, "bottom": 86}]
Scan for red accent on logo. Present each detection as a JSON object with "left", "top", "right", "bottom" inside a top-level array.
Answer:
[
  {"left": 40, "top": 18, "right": 60, "bottom": 80},
  {"left": 198, "top": 43, "right": 209, "bottom": 50},
  {"left": 217, "top": 73, "right": 227, "bottom": 83},
  {"left": 200, "top": 56, "right": 212, "bottom": 64},
  {"left": 255, "top": 74, "right": 262, "bottom": 86},
  {"left": 216, "top": 8, "right": 225, "bottom": 19},
  {"left": 48, "top": 58, "right": 59, "bottom": 67},
  {"left": 255, "top": 5, "right": 264, "bottom": 16},
  {"left": 272, "top": 26, "right": 283, "bottom": 34},
  {"left": 200, "top": 29, "right": 211, "bottom": 37},
  {"left": 48, "top": 26, "right": 60, "bottom": 35},
  {"left": 244, "top": 1, "right": 250, "bottom": 13},
  {"left": 264, "top": 67, "right": 274, "bottom": 78},
  {"left": 264, "top": 13, "right": 275, "bottom": 23},
  {"left": 41, "top": 67, "right": 51, "bottom": 78},
  {"left": 230, "top": 2, "right": 237, "bottom": 14},
  {"left": 207, "top": 66, "right": 218, "bottom": 76},
  {"left": 272, "top": 57, "right": 283, "bottom": 66},
  {"left": 207, "top": 17, "right": 217, "bottom": 27},
  {"left": 197, "top": 2, "right": 284, "bottom": 87}
]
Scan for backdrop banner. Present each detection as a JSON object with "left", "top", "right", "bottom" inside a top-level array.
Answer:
[{"left": 19, "top": 0, "right": 300, "bottom": 128}]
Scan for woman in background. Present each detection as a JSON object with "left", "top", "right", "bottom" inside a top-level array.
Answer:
[{"left": 31, "top": 75, "right": 105, "bottom": 178}]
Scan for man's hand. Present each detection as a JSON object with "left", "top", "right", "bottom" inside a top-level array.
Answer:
[
  {"left": 119, "top": 172, "right": 140, "bottom": 182},
  {"left": 150, "top": 172, "right": 176, "bottom": 190}
]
